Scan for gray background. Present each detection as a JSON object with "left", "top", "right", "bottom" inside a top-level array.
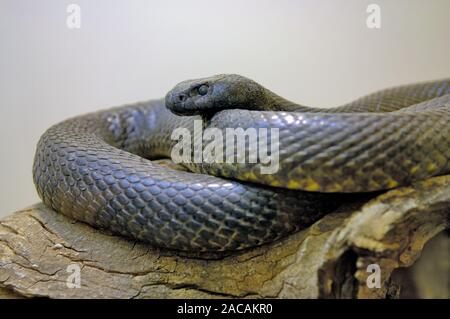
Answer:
[{"left": 1, "top": 0, "right": 450, "bottom": 217}]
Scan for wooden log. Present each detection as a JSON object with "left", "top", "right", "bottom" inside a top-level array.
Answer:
[{"left": 0, "top": 176, "right": 449, "bottom": 298}]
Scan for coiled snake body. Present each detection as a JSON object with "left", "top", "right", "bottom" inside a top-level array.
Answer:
[{"left": 33, "top": 75, "right": 450, "bottom": 251}]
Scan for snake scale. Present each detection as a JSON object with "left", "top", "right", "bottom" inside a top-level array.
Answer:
[{"left": 33, "top": 74, "right": 450, "bottom": 251}]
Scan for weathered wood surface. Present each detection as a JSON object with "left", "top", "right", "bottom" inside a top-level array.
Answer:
[{"left": 0, "top": 176, "right": 449, "bottom": 299}]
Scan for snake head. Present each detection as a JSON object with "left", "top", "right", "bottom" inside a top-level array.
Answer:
[{"left": 165, "top": 74, "right": 267, "bottom": 116}]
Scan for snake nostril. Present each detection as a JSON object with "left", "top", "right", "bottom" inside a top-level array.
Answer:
[{"left": 178, "top": 94, "right": 187, "bottom": 102}]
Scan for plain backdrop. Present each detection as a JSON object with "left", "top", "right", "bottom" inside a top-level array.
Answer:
[{"left": 1, "top": 0, "right": 450, "bottom": 217}]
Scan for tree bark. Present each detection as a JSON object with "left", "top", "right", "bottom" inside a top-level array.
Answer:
[{"left": 0, "top": 176, "right": 449, "bottom": 299}]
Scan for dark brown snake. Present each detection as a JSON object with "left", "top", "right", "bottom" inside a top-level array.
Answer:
[{"left": 33, "top": 74, "right": 450, "bottom": 252}]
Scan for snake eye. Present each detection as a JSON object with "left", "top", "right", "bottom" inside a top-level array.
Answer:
[{"left": 197, "top": 84, "right": 209, "bottom": 96}]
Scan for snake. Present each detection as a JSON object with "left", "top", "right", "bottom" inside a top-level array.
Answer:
[{"left": 33, "top": 74, "right": 450, "bottom": 252}]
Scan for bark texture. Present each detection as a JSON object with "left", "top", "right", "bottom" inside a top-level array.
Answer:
[{"left": 1, "top": 175, "right": 449, "bottom": 299}]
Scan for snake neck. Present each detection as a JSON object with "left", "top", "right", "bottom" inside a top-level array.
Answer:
[
  {"left": 262, "top": 89, "right": 313, "bottom": 112},
  {"left": 262, "top": 89, "right": 356, "bottom": 113}
]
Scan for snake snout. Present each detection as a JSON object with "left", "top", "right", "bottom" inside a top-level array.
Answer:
[
  {"left": 177, "top": 93, "right": 188, "bottom": 102},
  {"left": 165, "top": 90, "right": 203, "bottom": 116},
  {"left": 165, "top": 90, "right": 185, "bottom": 115}
]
